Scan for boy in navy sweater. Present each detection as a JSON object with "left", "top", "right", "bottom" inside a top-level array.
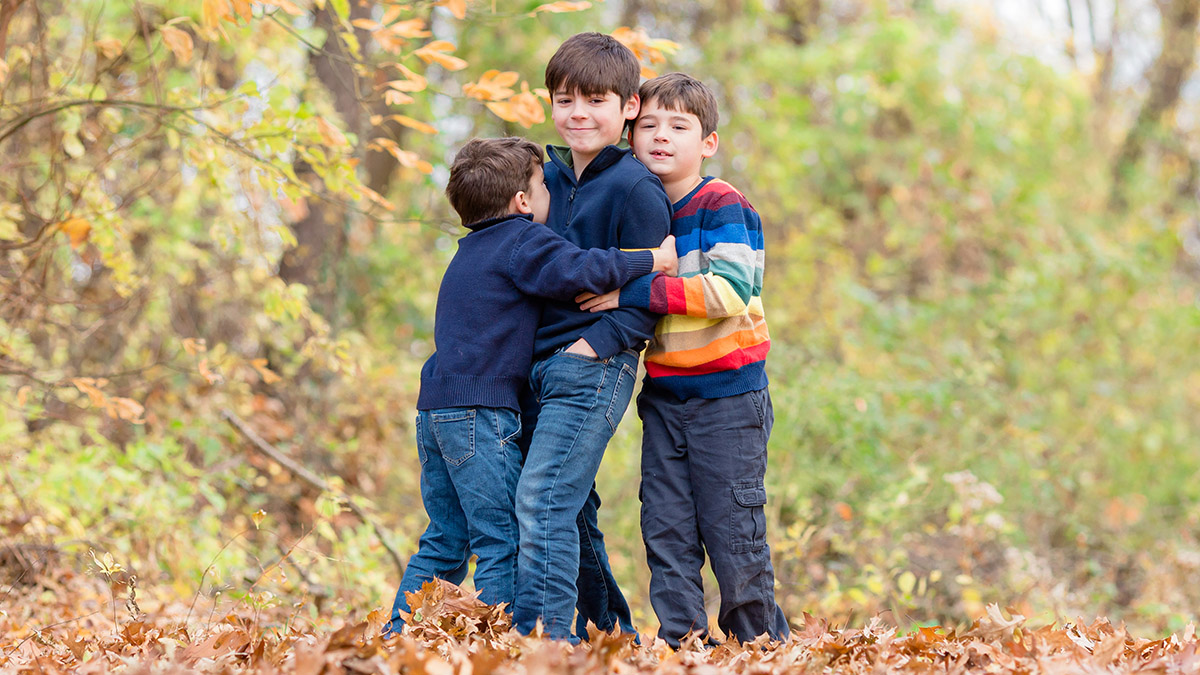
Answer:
[
  {"left": 512, "top": 33, "right": 674, "bottom": 641},
  {"left": 384, "top": 137, "right": 676, "bottom": 635}
]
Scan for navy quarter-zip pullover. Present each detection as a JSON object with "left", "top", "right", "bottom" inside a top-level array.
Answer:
[
  {"left": 533, "top": 143, "right": 673, "bottom": 359},
  {"left": 418, "top": 213, "right": 654, "bottom": 412}
]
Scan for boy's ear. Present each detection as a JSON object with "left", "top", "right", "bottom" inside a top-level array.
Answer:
[
  {"left": 701, "top": 131, "right": 719, "bottom": 159},
  {"left": 623, "top": 93, "right": 640, "bottom": 120},
  {"left": 509, "top": 191, "right": 533, "bottom": 215}
]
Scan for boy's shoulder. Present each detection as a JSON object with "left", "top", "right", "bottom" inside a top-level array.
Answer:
[{"left": 678, "top": 177, "right": 757, "bottom": 215}]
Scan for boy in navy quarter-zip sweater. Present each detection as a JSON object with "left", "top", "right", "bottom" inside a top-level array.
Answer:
[
  {"left": 512, "top": 33, "right": 673, "bottom": 642},
  {"left": 383, "top": 137, "right": 677, "bottom": 636}
]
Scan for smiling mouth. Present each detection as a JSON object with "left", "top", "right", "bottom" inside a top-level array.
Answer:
[{"left": 649, "top": 150, "right": 672, "bottom": 158}]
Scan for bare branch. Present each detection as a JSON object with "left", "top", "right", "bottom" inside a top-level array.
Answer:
[{"left": 221, "top": 408, "right": 406, "bottom": 578}]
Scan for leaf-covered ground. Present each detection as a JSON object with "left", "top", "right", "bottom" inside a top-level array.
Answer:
[{"left": 4, "top": 565, "right": 1198, "bottom": 674}]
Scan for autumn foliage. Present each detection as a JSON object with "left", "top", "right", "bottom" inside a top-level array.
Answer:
[
  {"left": 6, "top": 0, "right": 1200, "bottom": 671},
  {"left": 4, "top": 572, "right": 1200, "bottom": 674}
]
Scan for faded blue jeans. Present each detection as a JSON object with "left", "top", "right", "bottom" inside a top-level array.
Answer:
[
  {"left": 384, "top": 406, "right": 522, "bottom": 636},
  {"left": 513, "top": 348, "right": 639, "bottom": 641}
]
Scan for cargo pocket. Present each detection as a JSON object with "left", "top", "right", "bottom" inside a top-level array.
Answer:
[
  {"left": 430, "top": 409, "right": 476, "bottom": 466},
  {"left": 731, "top": 480, "right": 767, "bottom": 553}
]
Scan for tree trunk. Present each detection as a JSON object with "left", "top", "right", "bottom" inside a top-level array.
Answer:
[{"left": 1109, "top": 0, "right": 1200, "bottom": 209}]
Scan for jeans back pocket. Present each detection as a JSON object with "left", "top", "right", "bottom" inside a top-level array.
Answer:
[{"left": 430, "top": 409, "right": 477, "bottom": 466}]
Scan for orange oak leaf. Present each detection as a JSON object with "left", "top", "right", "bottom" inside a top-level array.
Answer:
[
  {"left": 414, "top": 40, "right": 468, "bottom": 71},
  {"left": 161, "top": 26, "right": 194, "bottom": 63},
  {"left": 530, "top": 1, "right": 591, "bottom": 15},
  {"left": 58, "top": 216, "right": 91, "bottom": 249},
  {"left": 462, "top": 70, "right": 519, "bottom": 101},
  {"left": 435, "top": 0, "right": 467, "bottom": 19}
]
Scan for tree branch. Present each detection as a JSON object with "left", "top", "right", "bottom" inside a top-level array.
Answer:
[{"left": 220, "top": 408, "right": 405, "bottom": 579}]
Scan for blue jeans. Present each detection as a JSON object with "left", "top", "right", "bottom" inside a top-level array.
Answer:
[
  {"left": 638, "top": 383, "right": 789, "bottom": 646},
  {"left": 384, "top": 406, "right": 522, "bottom": 635},
  {"left": 513, "top": 348, "right": 639, "bottom": 640}
]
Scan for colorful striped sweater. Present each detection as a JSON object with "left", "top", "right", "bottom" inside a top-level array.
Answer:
[{"left": 618, "top": 177, "right": 770, "bottom": 400}]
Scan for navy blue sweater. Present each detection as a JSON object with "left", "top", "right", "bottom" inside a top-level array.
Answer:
[
  {"left": 418, "top": 214, "right": 654, "bottom": 412},
  {"left": 532, "top": 144, "right": 673, "bottom": 360}
]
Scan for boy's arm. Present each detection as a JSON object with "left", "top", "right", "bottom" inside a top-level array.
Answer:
[
  {"left": 575, "top": 177, "right": 673, "bottom": 359},
  {"left": 613, "top": 195, "right": 760, "bottom": 319},
  {"left": 508, "top": 222, "right": 672, "bottom": 301}
]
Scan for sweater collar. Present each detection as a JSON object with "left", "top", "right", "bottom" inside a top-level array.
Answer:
[
  {"left": 546, "top": 141, "right": 631, "bottom": 183},
  {"left": 464, "top": 213, "right": 531, "bottom": 232}
]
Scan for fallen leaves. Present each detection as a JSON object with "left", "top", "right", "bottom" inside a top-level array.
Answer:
[{"left": 3, "top": 566, "right": 1199, "bottom": 675}]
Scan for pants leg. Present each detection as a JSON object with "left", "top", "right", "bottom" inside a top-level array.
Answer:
[
  {"left": 513, "top": 349, "right": 638, "bottom": 641},
  {"left": 523, "top": 373, "right": 636, "bottom": 640},
  {"left": 689, "top": 388, "right": 789, "bottom": 643},
  {"left": 574, "top": 486, "right": 636, "bottom": 639},
  {"left": 443, "top": 407, "right": 522, "bottom": 609},
  {"left": 638, "top": 382, "right": 709, "bottom": 647},
  {"left": 386, "top": 411, "right": 471, "bottom": 634}
]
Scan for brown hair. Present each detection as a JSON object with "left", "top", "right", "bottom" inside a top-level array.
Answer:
[
  {"left": 445, "top": 137, "right": 543, "bottom": 226},
  {"left": 545, "top": 32, "right": 640, "bottom": 103},
  {"left": 638, "top": 72, "right": 719, "bottom": 137}
]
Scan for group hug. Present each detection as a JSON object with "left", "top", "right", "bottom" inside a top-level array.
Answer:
[{"left": 384, "top": 31, "right": 788, "bottom": 647}]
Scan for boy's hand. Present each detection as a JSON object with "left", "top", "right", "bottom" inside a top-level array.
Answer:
[
  {"left": 652, "top": 235, "right": 678, "bottom": 276},
  {"left": 564, "top": 338, "right": 598, "bottom": 358},
  {"left": 576, "top": 289, "right": 620, "bottom": 313}
]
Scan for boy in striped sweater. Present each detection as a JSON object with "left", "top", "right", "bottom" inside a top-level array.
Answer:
[{"left": 578, "top": 73, "right": 790, "bottom": 646}]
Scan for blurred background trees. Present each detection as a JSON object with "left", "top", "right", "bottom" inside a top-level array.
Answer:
[{"left": 2, "top": 0, "right": 1199, "bottom": 633}]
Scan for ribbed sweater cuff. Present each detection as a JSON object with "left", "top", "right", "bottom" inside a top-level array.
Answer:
[{"left": 625, "top": 250, "right": 655, "bottom": 279}]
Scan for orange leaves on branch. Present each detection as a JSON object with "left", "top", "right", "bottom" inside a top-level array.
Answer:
[
  {"left": 486, "top": 83, "right": 547, "bottom": 129},
  {"left": 160, "top": 25, "right": 194, "bottom": 63},
  {"left": 385, "top": 64, "right": 428, "bottom": 93},
  {"left": 435, "top": 0, "right": 468, "bottom": 19},
  {"left": 463, "top": 70, "right": 519, "bottom": 101},
  {"left": 258, "top": 0, "right": 304, "bottom": 16},
  {"left": 181, "top": 337, "right": 207, "bottom": 356},
  {"left": 611, "top": 26, "right": 679, "bottom": 78},
  {"left": 388, "top": 115, "right": 438, "bottom": 135},
  {"left": 414, "top": 40, "right": 468, "bottom": 71},
  {"left": 464, "top": 72, "right": 548, "bottom": 128},
  {"left": 315, "top": 116, "right": 349, "bottom": 148},
  {"left": 377, "top": 63, "right": 427, "bottom": 106},
  {"left": 94, "top": 39, "right": 124, "bottom": 59},
  {"left": 367, "top": 138, "right": 433, "bottom": 174},
  {"left": 200, "top": 0, "right": 249, "bottom": 37},
  {"left": 57, "top": 216, "right": 91, "bottom": 249},
  {"left": 71, "top": 378, "right": 146, "bottom": 424},
  {"left": 356, "top": 16, "right": 431, "bottom": 54},
  {"left": 356, "top": 184, "right": 397, "bottom": 210},
  {"left": 249, "top": 358, "right": 282, "bottom": 384},
  {"left": 201, "top": 0, "right": 231, "bottom": 37},
  {"left": 383, "top": 89, "right": 414, "bottom": 106},
  {"left": 530, "top": 1, "right": 592, "bottom": 16}
]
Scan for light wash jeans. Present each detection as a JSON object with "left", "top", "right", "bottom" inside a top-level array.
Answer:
[{"left": 513, "top": 348, "right": 639, "bottom": 641}]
